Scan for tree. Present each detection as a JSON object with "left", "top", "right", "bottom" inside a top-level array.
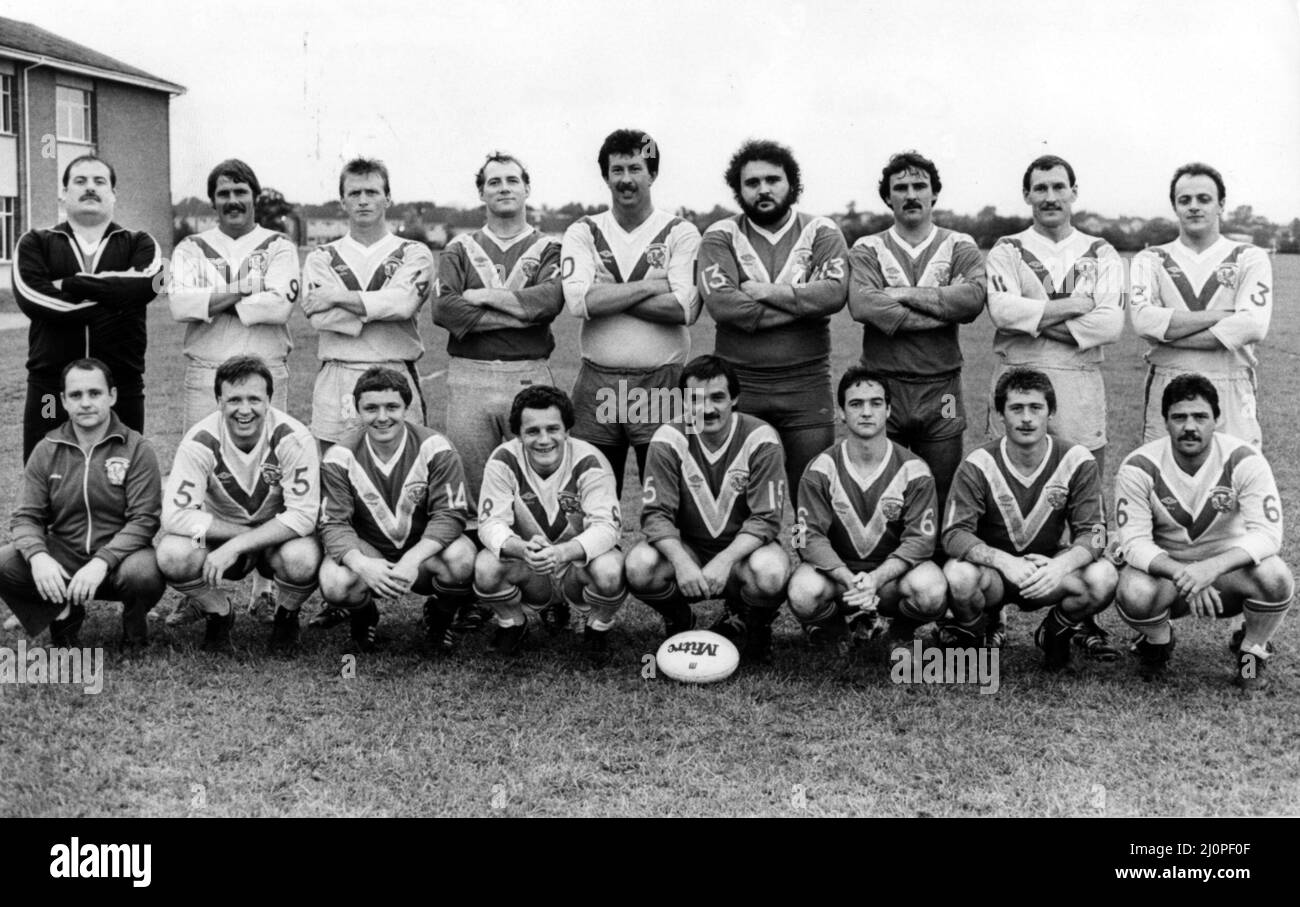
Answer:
[{"left": 256, "top": 188, "right": 296, "bottom": 233}]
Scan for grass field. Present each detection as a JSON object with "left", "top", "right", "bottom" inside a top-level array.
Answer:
[{"left": 1, "top": 255, "right": 1298, "bottom": 817}]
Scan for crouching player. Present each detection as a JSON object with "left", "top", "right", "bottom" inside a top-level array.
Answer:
[
  {"left": 788, "top": 367, "right": 946, "bottom": 657},
  {"left": 473, "top": 386, "right": 627, "bottom": 663},
  {"left": 942, "top": 368, "right": 1116, "bottom": 670},
  {"left": 626, "top": 356, "right": 789, "bottom": 664},
  {"left": 316, "top": 367, "right": 477, "bottom": 653},
  {"left": 157, "top": 356, "right": 322, "bottom": 653},
  {"left": 1114, "top": 374, "right": 1293, "bottom": 688}
]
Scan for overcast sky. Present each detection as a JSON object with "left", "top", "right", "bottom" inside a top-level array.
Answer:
[{"left": 10, "top": 0, "right": 1300, "bottom": 220}]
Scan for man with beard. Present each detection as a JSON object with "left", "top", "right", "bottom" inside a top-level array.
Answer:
[
  {"left": 12, "top": 155, "right": 161, "bottom": 462},
  {"left": 698, "top": 139, "right": 848, "bottom": 499},
  {"left": 1114, "top": 373, "right": 1292, "bottom": 689},
  {"left": 561, "top": 129, "right": 701, "bottom": 499},
  {"left": 168, "top": 159, "right": 300, "bottom": 622}
]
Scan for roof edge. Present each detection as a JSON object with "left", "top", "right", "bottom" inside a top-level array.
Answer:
[{"left": 0, "top": 45, "right": 186, "bottom": 96}]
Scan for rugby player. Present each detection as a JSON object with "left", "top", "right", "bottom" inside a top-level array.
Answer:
[
  {"left": 473, "top": 386, "right": 626, "bottom": 664},
  {"left": 1130, "top": 162, "right": 1272, "bottom": 449},
  {"left": 302, "top": 158, "right": 434, "bottom": 448},
  {"left": 1113, "top": 373, "right": 1292, "bottom": 689},
  {"left": 942, "top": 368, "right": 1117, "bottom": 670},
  {"left": 155, "top": 356, "right": 321, "bottom": 654},
  {"left": 788, "top": 367, "right": 947, "bottom": 657},
  {"left": 315, "top": 367, "right": 476, "bottom": 653},
  {"left": 561, "top": 128, "right": 701, "bottom": 498},
  {"left": 625, "top": 356, "right": 789, "bottom": 664},
  {"left": 699, "top": 139, "right": 848, "bottom": 498}
]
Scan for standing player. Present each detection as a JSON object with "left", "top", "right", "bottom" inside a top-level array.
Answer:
[
  {"left": 0, "top": 359, "right": 164, "bottom": 649},
  {"left": 985, "top": 156, "right": 1124, "bottom": 473},
  {"left": 788, "top": 367, "right": 947, "bottom": 657},
  {"left": 433, "top": 152, "right": 563, "bottom": 508},
  {"left": 12, "top": 155, "right": 160, "bottom": 461},
  {"left": 561, "top": 129, "right": 702, "bottom": 498},
  {"left": 625, "top": 356, "right": 789, "bottom": 664},
  {"left": 847, "top": 150, "right": 986, "bottom": 515},
  {"left": 1114, "top": 374, "right": 1293, "bottom": 689},
  {"left": 473, "top": 386, "right": 627, "bottom": 663},
  {"left": 155, "top": 357, "right": 322, "bottom": 654},
  {"left": 942, "top": 368, "right": 1117, "bottom": 670},
  {"left": 168, "top": 159, "right": 300, "bottom": 622},
  {"left": 302, "top": 158, "right": 435, "bottom": 448},
  {"left": 316, "top": 367, "right": 477, "bottom": 653},
  {"left": 699, "top": 139, "right": 848, "bottom": 498},
  {"left": 1130, "top": 162, "right": 1272, "bottom": 449}
]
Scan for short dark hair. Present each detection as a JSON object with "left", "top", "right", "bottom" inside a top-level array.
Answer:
[
  {"left": 679, "top": 355, "right": 740, "bottom": 400},
  {"left": 1161, "top": 373, "right": 1220, "bottom": 420},
  {"left": 509, "top": 385, "right": 574, "bottom": 435},
  {"left": 878, "top": 150, "right": 942, "bottom": 204},
  {"left": 207, "top": 158, "right": 262, "bottom": 202},
  {"left": 61, "top": 357, "right": 115, "bottom": 391},
  {"left": 352, "top": 366, "right": 411, "bottom": 407},
  {"left": 214, "top": 355, "right": 274, "bottom": 401},
  {"left": 598, "top": 129, "right": 658, "bottom": 179},
  {"left": 1022, "top": 155, "right": 1076, "bottom": 193},
  {"left": 724, "top": 139, "right": 803, "bottom": 207},
  {"left": 1169, "top": 162, "right": 1225, "bottom": 207},
  {"left": 994, "top": 367, "right": 1056, "bottom": 415},
  {"left": 836, "top": 366, "right": 890, "bottom": 410},
  {"left": 339, "top": 157, "right": 391, "bottom": 198},
  {"left": 62, "top": 154, "right": 116, "bottom": 189},
  {"left": 475, "top": 152, "right": 531, "bottom": 192}
]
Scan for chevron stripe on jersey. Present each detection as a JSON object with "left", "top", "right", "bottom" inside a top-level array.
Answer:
[
  {"left": 1123, "top": 444, "right": 1257, "bottom": 541},
  {"left": 856, "top": 228, "right": 974, "bottom": 288},
  {"left": 576, "top": 216, "right": 683, "bottom": 284},
  {"left": 960, "top": 438, "right": 1093, "bottom": 553},
  {"left": 705, "top": 214, "right": 837, "bottom": 286},
  {"left": 481, "top": 438, "right": 615, "bottom": 545},
  {"left": 807, "top": 443, "right": 932, "bottom": 563},
  {"left": 188, "top": 420, "right": 296, "bottom": 517},
  {"left": 995, "top": 236, "right": 1107, "bottom": 299},
  {"left": 1149, "top": 244, "right": 1249, "bottom": 312},
  {"left": 451, "top": 231, "right": 557, "bottom": 292},
  {"left": 188, "top": 231, "right": 284, "bottom": 288}
]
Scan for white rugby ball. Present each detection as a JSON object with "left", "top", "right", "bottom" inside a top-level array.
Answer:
[{"left": 656, "top": 630, "right": 740, "bottom": 684}]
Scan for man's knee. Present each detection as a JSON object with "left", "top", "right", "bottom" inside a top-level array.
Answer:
[
  {"left": 116, "top": 549, "right": 165, "bottom": 599},
  {"left": 1115, "top": 567, "right": 1166, "bottom": 621},
  {"left": 156, "top": 535, "right": 203, "bottom": 581},
  {"left": 1249, "top": 557, "right": 1296, "bottom": 603},
  {"left": 318, "top": 559, "right": 364, "bottom": 604},
  {"left": 902, "top": 561, "right": 948, "bottom": 619},
  {"left": 436, "top": 535, "right": 477, "bottom": 585},
  {"left": 585, "top": 550, "right": 626, "bottom": 597},
  {"left": 624, "top": 542, "right": 666, "bottom": 592},
  {"left": 944, "top": 559, "right": 982, "bottom": 604},
  {"left": 1081, "top": 560, "right": 1118, "bottom": 609},
  {"left": 787, "top": 564, "right": 832, "bottom": 621},
  {"left": 273, "top": 536, "right": 322, "bottom": 585},
  {"left": 744, "top": 545, "right": 790, "bottom": 599},
  {"left": 474, "top": 548, "right": 509, "bottom": 591}
]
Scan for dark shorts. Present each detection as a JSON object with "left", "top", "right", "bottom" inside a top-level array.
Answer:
[
  {"left": 571, "top": 360, "right": 683, "bottom": 447},
  {"left": 877, "top": 370, "right": 966, "bottom": 444},
  {"left": 733, "top": 361, "right": 834, "bottom": 431}
]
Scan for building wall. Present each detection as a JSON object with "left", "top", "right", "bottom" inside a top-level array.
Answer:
[
  {"left": 22, "top": 65, "right": 59, "bottom": 234},
  {"left": 96, "top": 80, "right": 173, "bottom": 256}
]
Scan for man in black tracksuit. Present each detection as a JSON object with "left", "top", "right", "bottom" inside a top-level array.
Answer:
[{"left": 11, "top": 154, "right": 161, "bottom": 461}]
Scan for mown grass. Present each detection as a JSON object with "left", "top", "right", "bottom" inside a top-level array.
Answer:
[{"left": 1, "top": 255, "right": 1298, "bottom": 817}]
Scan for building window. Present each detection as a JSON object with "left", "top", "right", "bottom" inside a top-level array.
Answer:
[
  {"left": 56, "top": 86, "right": 94, "bottom": 143},
  {"left": 0, "top": 197, "right": 15, "bottom": 261},
  {"left": 0, "top": 75, "right": 13, "bottom": 134}
]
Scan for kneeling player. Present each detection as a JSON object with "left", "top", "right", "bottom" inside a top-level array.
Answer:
[
  {"left": 156, "top": 356, "right": 322, "bottom": 653},
  {"left": 788, "top": 367, "right": 946, "bottom": 657},
  {"left": 1114, "top": 373, "right": 1293, "bottom": 688},
  {"left": 316, "top": 367, "right": 476, "bottom": 653},
  {"left": 474, "top": 386, "right": 627, "bottom": 663},
  {"left": 625, "top": 356, "right": 789, "bottom": 663},
  {"left": 942, "top": 368, "right": 1116, "bottom": 670}
]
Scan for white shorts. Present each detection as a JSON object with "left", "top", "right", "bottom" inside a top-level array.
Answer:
[
  {"left": 312, "top": 360, "right": 426, "bottom": 446},
  {"left": 1142, "top": 366, "right": 1261, "bottom": 449},
  {"left": 988, "top": 362, "right": 1107, "bottom": 451}
]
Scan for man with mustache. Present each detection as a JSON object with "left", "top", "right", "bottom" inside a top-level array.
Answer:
[
  {"left": 301, "top": 158, "right": 434, "bottom": 449},
  {"left": 561, "top": 129, "right": 701, "bottom": 500},
  {"left": 942, "top": 368, "right": 1117, "bottom": 671},
  {"left": 1113, "top": 374, "right": 1292, "bottom": 689},
  {"left": 985, "top": 155, "right": 1125, "bottom": 659},
  {"left": 168, "top": 159, "right": 300, "bottom": 623},
  {"left": 12, "top": 155, "right": 161, "bottom": 462},
  {"left": 1129, "top": 163, "right": 1271, "bottom": 450},
  {"left": 698, "top": 139, "right": 848, "bottom": 499}
]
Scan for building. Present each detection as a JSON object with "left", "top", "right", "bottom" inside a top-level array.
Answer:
[{"left": 0, "top": 16, "right": 184, "bottom": 284}]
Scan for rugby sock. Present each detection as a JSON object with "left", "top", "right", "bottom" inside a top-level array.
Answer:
[
  {"left": 1242, "top": 596, "right": 1292, "bottom": 657},
  {"left": 1117, "top": 604, "right": 1172, "bottom": 645},
  {"left": 896, "top": 597, "right": 928, "bottom": 623},
  {"left": 274, "top": 577, "right": 316, "bottom": 613},
  {"left": 797, "top": 594, "right": 839, "bottom": 626},
  {"left": 637, "top": 581, "right": 691, "bottom": 626},
  {"left": 173, "top": 578, "right": 232, "bottom": 615},
  {"left": 740, "top": 589, "right": 779, "bottom": 628},
  {"left": 429, "top": 578, "right": 474, "bottom": 620},
  {"left": 476, "top": 584, "right": 526, "bottom": 627},
  {"left": 250, "top": 572, "right": 275, "bottom": 605},
  {"left": 582, "top": 586, "right": 626, "bottom": 631}
]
